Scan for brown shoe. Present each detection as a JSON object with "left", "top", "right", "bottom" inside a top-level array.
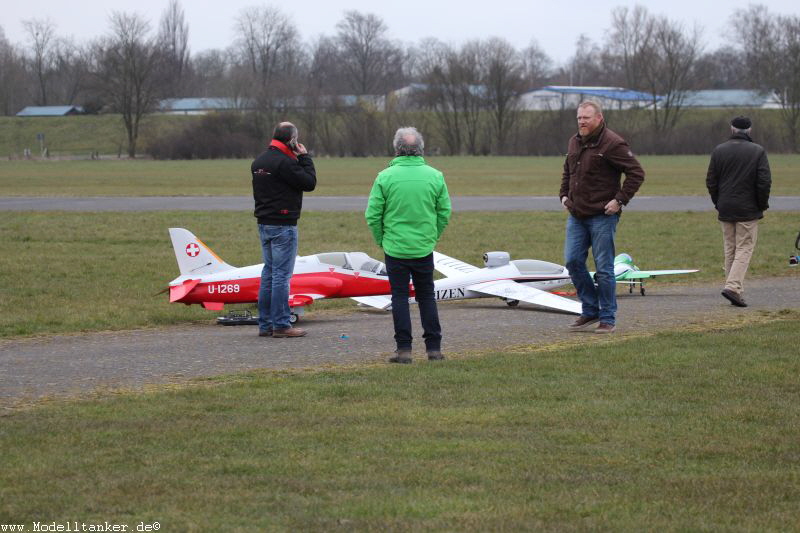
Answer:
[
  {"left": 568, "top": 315, "right": 599, "bottom": 331},
  {"left": 721, "top": 289, "right": 747, "bottom": 307},
  {"left": 272, "top": 327, "right": 307, "bottom": 338},
  {"left": 595, "top": 322, "right": 616, "bottom": 334},
  {"left": 389, "top": 349, "right": 412, "bottom": 364}
]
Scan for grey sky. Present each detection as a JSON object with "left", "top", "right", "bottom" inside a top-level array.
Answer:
[{"left": 3, "top": 0, "right": 798, "bottom": 65}]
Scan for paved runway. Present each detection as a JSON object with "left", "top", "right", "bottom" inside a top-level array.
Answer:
[{"left": 2, "top": 195, "right": 799, "bottom": 212}]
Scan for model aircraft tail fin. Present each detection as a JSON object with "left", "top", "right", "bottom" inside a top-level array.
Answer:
[{"left": 168, "top": 228, "right": 234, "bottom": 277}]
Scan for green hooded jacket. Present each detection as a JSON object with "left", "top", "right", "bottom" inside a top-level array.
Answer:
[{"left": 365, "top": 156, "right": 451, "bottom": 259}]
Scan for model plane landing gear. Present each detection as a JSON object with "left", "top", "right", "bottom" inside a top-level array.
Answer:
[
  {"left": 217, "top": 309, "right": 258, "bottom": 326},
  {"left": 289, "top": 307, "right": 304, "bottom": 323},
  {"left": 505, "top": 299, "right": 519, "bottom": 307}
]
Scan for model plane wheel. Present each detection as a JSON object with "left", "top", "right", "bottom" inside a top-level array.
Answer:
[
  {"left": 290, "top": 312, "right": 299, "bottom": 324},
  {"left": 506, "top": 299, "right": 519, "bottom": 307},
  {"left": 640, "top": 285, "right": 646, "bottom": 296}
]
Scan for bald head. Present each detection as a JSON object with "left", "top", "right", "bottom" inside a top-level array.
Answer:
[{"left": 273, "top": 122, "right": 298, "bottom": 144}]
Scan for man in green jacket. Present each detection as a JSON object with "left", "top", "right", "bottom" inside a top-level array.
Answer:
[{"left": 366, "top": 127, "right": 451, "bottom": 363}]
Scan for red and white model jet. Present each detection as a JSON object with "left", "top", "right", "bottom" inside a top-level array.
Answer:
[{"left": 167, "top": 228, "right": 392, "bottom": 323}]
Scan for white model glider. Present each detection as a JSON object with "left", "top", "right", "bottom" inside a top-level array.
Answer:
[{"left": 353, "top": 251, "right": 582, "bottom": 314}]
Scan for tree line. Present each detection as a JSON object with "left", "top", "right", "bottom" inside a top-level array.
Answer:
[{"left": 1, "top": 2, "right": 798, "bottom": 156}]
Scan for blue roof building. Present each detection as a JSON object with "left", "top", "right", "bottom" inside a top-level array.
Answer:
[
  {"left": 680, "top": 90, "right": 781, "bottom": 108},
  {"left": 16, "top": 105, "right": 84, "bottom": 116},
  {"left": 519, "top": 86, "right": 660, "bottom": 111},
  {"left": 158, "top": 97, "right": 252, "bottom": 114}
]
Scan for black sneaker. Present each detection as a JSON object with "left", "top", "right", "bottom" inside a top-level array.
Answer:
[
  {"left": 389, "top": 349, "right": 412, "bottom": 364},
  {"left": 427, "top": 350, "right": 445, "bottom": 361},
  {"left": 258, "top": 330, "right": 273, "bottom": 337},
  {"left": 721, "top": 289, "right": 748, "bottom": 307}
]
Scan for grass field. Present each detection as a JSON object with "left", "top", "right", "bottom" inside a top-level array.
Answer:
[
  {"left": 2, "top": 154, "right": 800, "bottom": 196},
  {"left": 1, "top": 210, "right": 798, "bottom": 338},
  {"left": 2, "top": 313, "right": 799, "bottom": 530}
]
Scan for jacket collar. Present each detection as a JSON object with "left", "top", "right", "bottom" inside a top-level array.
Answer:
[
  {"left": 269, "top": 139, "right": 297, "bottom": 160},
  {"left": 730, "top": 131, "right": 753, "bottom": 143},
  {"left": 389, "top": 155, "right": 426, "bottom": 166}
]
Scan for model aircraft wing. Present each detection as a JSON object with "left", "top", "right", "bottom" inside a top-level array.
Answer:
[
  {"left": 432, "top": 251, "right": 480, "bottom": 278},
  {"left": 618, "top": 269, "right": 699, "bottom": 280},
  {"left": 351, "top": 295, "right": 392, "bottom": 310},
  {"left": 467, "top": 280, "right": 582, "bottom": 314}
]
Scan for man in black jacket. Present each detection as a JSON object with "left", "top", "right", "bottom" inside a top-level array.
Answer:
[
  {"left": 706, "top": 116, "right": 771, "bottom": 307},
  {"left": 252, "top": 122, "right": 316, "bottom": 337}
]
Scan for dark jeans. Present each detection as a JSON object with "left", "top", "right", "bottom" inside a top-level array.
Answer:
[{"left": 385, "top": 253, "right": 442, "bottom": 351}]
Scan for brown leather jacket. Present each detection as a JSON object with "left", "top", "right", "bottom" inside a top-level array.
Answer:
[{"left": 559, "top": 124, "right": 645, "bottom": 218}]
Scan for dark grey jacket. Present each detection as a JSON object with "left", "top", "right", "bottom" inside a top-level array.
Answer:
[{"left": 706, "top": 132, "right": 771, "bottom": 222}]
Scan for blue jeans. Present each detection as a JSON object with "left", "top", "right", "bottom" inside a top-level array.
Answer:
[
  {"left": 385, "top": 253, "right": 442, "bottom": 351},
  {"left": 257, "top": 224, "right": 298, "bottom": 331},
  {"left": 564, "top": 213, "right": 620, "bottom": 325}
]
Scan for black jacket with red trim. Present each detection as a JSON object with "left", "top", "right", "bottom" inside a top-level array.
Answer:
[{"left": 251, "top": 145, "right": 316, "bottom": 226}]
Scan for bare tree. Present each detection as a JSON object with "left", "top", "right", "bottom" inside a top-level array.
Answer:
[
  {"left": 520, "top": 39, "right": 552, "bottom": 90},
  {"left": 415, "top": 40, "right": 463, "bottom": 154},
  {"left": 732, "top": 5, "right": 800, "bottom": 152},
  {"left": 692, "top": 46, "right": 745, "bottom": 89},
  {"left": 92, "top": 12, "right": 163, "bottom": 157},
  {"left": 606, "top": 6, "right": 702, "bottom": 135},
  {"left": 0, "top": 27, "right": 27, "bottom": 116},
  {"left": 50, "top": 38, "right": 90, "bottom": 105},
  {"left": 22, "top": 18, "right": 56, "bottom": 105},
  {"left": 483, "top": 37, "right": 525, "bottom": 153},
  {"left": 233, "top": 6, "right": 298, "bottom": 85},
  {"left": 232, "top": 5, "right": 303, "bottom": 130},
  {"left": 157, "top": 0, "right": 190, "bottom": 96},
  {"left": 334, "top": 11, "right": 404, "bottom": 95},
  {"left": 556, "top": 34, "right": 608, "bottom": 87}
]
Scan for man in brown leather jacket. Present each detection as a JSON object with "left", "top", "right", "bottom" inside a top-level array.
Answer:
[{"left": 559, "top": 100, "right": 645, "bottom": 333}]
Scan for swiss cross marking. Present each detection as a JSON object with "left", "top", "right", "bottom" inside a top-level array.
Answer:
[{"left": 185, "top": 243, "right": 200, "bottom": 257}]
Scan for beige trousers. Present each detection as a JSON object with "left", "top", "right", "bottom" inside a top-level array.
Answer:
[{"left": 721, "top": 220, "right": 759, "bottom": 294}]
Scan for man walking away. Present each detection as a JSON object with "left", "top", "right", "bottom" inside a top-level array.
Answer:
[
  {"left": 366, "top": 127, "right": 451, "bottom": 363},
  {"left": 559, "top": 100, "right": 645, "bottom": 333},
  {"left": 706, "top": 116, "right": 771, "bottom": 307},
  {"left": 252, "top": 122, "right": 316, "bottom": 337}
]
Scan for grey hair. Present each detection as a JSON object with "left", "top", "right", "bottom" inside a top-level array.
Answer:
[
  {"left": 578, "top": 100, "right": 603, "bottom": 115},
  {"left": 731, "top": 126, "right": 752, "bottom": 135},
  {"left": 393, "top": 127, "right": 424, "bottom": 156}
]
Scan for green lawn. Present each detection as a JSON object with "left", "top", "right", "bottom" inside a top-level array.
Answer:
[
  {"left": 1, "top": 210, "right": 797, "bottom": 338},
  {"left": 1, "top": 154, "right": 799, "bottom": 196},
  {"left": 2, "top": 313, "right": 798, "bottom": 530}
]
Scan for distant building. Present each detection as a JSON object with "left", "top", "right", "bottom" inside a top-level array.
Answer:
[
  {"left": 157, "top": 97, "right": 252, "bottom": 115},
  {"left": 16, "top": 105, "right": 84, "bottom": 117},
  {"left": 679, "top": 89, "right": 782, "bottom": 109},
  {"left": 518, "top": 86, "right": 659, "bottom": 111}
]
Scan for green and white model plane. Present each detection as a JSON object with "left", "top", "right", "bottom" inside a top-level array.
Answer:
[{"left": 604, "top": 253, "right": 699, "bottom": 295}]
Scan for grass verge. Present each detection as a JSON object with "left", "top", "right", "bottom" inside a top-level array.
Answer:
[
  {"left": 1, "top": 154, "right": 799, "bottom": 196},
  {"left": 1, "top": 312, "right": 799, "bottom": 530},
  {"left": 1, "top": 210, "right": 798, "bottom": 338}
]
